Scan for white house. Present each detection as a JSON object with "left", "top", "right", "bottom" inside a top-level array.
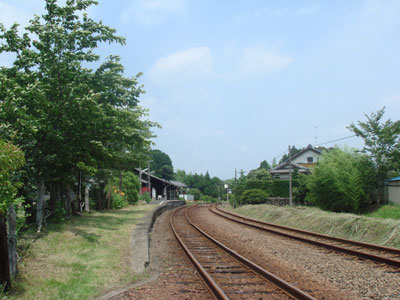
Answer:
[{"left": 269, "top": 145, "right": 322, "bottom": 180}]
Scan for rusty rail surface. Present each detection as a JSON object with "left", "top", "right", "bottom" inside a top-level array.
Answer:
[
  {"left": 212, "top": 205, "right": 400, "bottom": 269},
  {"left": 170, "top": 205, "right": 317, "bottom": 300}
]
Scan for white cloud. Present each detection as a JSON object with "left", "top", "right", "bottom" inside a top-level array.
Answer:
[
  {"left": 148, "top": 47, "right": 212, "bottom": 85},
  {"left": 121, "top": 0, "right": 187, "bottom": 25},
  {"left": 238, "top": 47, "right": 293, "bottom": 76},
  {"left": 297, "top": 4, "right": 319, "bottom": 15}
]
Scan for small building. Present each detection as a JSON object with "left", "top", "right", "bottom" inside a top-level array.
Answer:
[
  {"left": 269, "top": 145, "right": 322, "bottom": 180},
  {"left": 133, "top": 168, "right": 187, "bottom": 200},
  {"left": 386, "top": 176, "right": 400, "bottom": 205}
]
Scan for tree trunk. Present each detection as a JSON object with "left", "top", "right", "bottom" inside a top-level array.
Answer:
[
  {"left": 0, "top": 213, "right": 11, "bottom": 291},
  {"left": 49, "top": 182, "right": 57, "bottom": 216},
  {"left": 36, "top": 177, "right": 45, "bottom": 232},
  {"left": 7, "top": 205, "right": 17, "bottom": 279},
  {"left": 84, "top": 186, "right": 90, "bottom": 212},
  {"left": 119, "top": 172, "right": 123, "bottom": 192},
  {"left": 77, "top": 172, "right": 82, "bottom": 213},
  {"left": 65, "top": 187, "right": 72, "bottom": 218}
]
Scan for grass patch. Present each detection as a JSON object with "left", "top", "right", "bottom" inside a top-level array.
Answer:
[
  {"left": 225, "top": 204, "right": 400, "bottom": 249},
  {"left": 366, "top": 204, "right": 400, "bottom": 220},
  {"left": 5, "top": 204, "right": 155, "bottom": 300}
]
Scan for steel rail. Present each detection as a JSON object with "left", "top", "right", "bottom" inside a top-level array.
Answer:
[
  {"left": 211, "top": 206, "right": 400, "bottom": 269},
  {"left": 185, "top": 205, "right": 317, "bottom": 300},
  {"left": 170, "top": 206, "right": 229, "bottom": 300}
]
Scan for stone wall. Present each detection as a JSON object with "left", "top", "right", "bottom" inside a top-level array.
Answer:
[{"left": 266, "top": 197, "right": 290, "bottom": 206}]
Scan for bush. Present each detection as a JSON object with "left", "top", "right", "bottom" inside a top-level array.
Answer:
[
  {"left": 306, "top": 147, "right": 375, "bottom": 213},
  {"left": 0, "top": 140, "right": 27, "bottom": 231},
  {"left": 112, "top": 193, "right": 128, "bottom": 209},
  {"left": 240, "top": 189, "right": 269, "bottom": 205},
  {"left": 139, "top": 192, "right": 152, "bottom": 203},
  {"left": 122, "top": 171, "right": 140, "bottom": 204},
  {"left": 201, "top": 195, "right": 216, "bottom": 203}
]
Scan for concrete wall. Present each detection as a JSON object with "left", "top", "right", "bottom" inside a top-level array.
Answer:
[{"left": 388, "top": 181, "right": 400, "bottom": 204}]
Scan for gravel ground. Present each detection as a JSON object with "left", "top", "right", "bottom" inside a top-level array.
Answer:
[
  {"left": 189, "top": 206, "right": 400, "bottom": 300},
  {"left": 110, "top": 209, "right": 211, "bottom": 300}
]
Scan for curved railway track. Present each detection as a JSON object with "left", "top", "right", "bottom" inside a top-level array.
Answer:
[
  {"left": 170, "top": 205, "right": 317, "bottom": 300},
  {"left": 210, "top": 205, "right": 400, "bottom": 269}
]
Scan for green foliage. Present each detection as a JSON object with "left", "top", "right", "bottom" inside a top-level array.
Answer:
[
  {"left": 306, "top": 147, "right": 376, "bottom": 213},
  {"left": 239, "top": 189, "right": 269, "bottom": 205},
  {"left": 111, "top": 193, "right": 128, "bottom": 209},
  {"left": 245, "top": 179, "right": 290, "bottom": 197},
  {"left": 150, "top": 149, "right": 173, "bottom": 180},
  {"left": 176, "top": 169, "right": 222, "bottom": 198},
  {"left": 292, "top": 173, "right": 309, "bottom": 205},
  {"left": 121, "top": 171, "right": 140, "bottom": 204},
  {"left": 139, "top": 192, "right": 151, "bottom": 203},
  {"left": 0, "top": 0, "right": 157, "bottom": 221},
  {"left": 189, "top": 188, "right": 202, "bottom": 200},
  {"left": 201, "top": 195, "right": 216, "bottom": 203},
  {"left": 0, "top": 139, "right": 27, "bottom": 230},
  {"left": 348, "top": 107, "right": 400, "bottom": 202}
]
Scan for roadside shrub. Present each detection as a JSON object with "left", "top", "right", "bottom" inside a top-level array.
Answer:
[
  {"left": 201, "top": 195, "right": 216, "bottom": 203},
  {"left": 139, "top": 192, "right": 152, "bottom": 203},
  {"left": 189, "top": 188, "right": 202, "bottom": 200},
  {"left": 240, "top": 189, "right": 269, "bottom": 205},
  {"left": 112, "top": 193, "right": 128, "bottom": 209},
  {"left": 122, "top": 171, "right": 140, "bottom": 204},
  {"left": 0, "top": 140, "right": 27, "bottom": 231},
  {"left": 306, "top": 147, "right": 375, "bottom": 213}
]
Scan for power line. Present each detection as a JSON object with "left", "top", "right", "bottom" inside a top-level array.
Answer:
[{"left": 313, "top": 135, "right": 357, "bottom": 147}]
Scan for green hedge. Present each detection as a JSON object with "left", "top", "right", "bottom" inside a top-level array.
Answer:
[{"left": 245, "top": 179, "right": 296, "bottom": 197}]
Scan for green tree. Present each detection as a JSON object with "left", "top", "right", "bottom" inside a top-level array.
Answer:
[
  {"left": 306, "top": 147, "right": 375, "bottom": 213},
  {"left": 149, "top": 149, "right": 173, "bottom": 180},
  {"left": 348, "top": 107, "right": 400, "bottom": 203},
  {"left": 0, "top": 0, "right": 155, "bottom": 225}
]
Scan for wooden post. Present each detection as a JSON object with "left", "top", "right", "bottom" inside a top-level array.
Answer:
[
  {"left": 36, "top": 177, "right": 45, "bottom": 232},
  {"left": 7, "top": 205, "right": 17, "bottom": 279},
  {"left": 0, "top": 212, "right": 11, "bottom": 291}
]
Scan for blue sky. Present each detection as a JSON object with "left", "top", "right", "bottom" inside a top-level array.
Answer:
[{"left": 1, "top": 0, "right": 399, "bottom": 179}]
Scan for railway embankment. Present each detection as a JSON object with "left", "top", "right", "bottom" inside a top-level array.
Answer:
[{"left": 226, "top": 204, "right": 400, "bottom": 249}]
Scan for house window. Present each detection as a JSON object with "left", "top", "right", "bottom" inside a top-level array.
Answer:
[{"left": 307, "top": 157, "right": 313, "bottom": 163}]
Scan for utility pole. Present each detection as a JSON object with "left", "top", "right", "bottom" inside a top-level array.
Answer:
[{"left": 289, "top": 145, "right": 293, "bottom": 206}]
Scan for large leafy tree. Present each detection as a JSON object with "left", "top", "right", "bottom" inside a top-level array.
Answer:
[
  {"left": 149, "top": 149, "right": 173, "bottom": 180},
  {"left": 0, "top": 0, "right": 155, "bottom": 224},
  {"left": 348, "top": 108, "right": 400, "bottom": 203}
]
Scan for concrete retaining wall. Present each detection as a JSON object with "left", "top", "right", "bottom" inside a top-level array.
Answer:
[{"left": 131, "top": 200, "right": 186, "bottom": 274}]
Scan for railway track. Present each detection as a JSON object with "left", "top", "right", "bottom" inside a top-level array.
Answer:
[
  {"left": 210, "top": 205, "right": 400, "bottom": 269},
  {"left": 170, "top": 205, "right": 317, "bottom": 300}
]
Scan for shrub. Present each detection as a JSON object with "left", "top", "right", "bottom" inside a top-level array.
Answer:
[
  {"left": 0, "top": 140, "right": 27, "bottom": 231},
  {"left": 122, "top": 171, "right": 140, "bottom": 204},
  {"left": 139, "top": 192, "right": 152, "bottom": 203},
  {"left": 306, "top": 147, "right": 375, "bottom": 213},
  {"left": 240, "top": 189, "right": 269, "bottom": 205},
  {"left": 112, "top": 193, "right": 128, "bottom": 209}
]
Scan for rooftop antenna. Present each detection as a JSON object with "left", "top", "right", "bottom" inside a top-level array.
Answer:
[{"left": 313, "top": 125, "right": 318, "bottom": 145}]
